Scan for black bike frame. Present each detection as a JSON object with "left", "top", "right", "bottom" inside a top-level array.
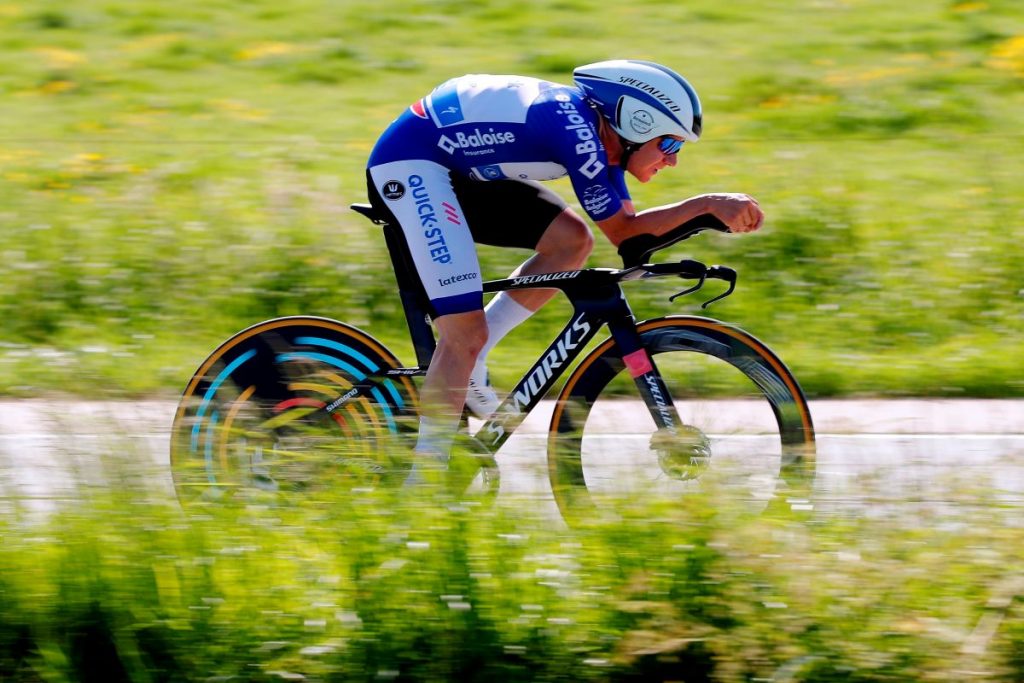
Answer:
[
  {"left": 350, "top": 202, "right": 731, "bottom": 457},
  {"left": 379, "top": 266, "right": 679, "bottom": 455}
]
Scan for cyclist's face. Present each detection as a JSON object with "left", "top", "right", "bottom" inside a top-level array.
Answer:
[{"left": 627, "top": 137, "right": 681, "bottom": 183}]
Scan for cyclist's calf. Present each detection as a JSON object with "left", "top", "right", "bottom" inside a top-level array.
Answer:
[{"left": 428, "top": 310, "right": 489, "bottom": 408}]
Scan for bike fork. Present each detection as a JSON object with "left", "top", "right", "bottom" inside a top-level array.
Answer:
[
  {"left": 617, "top": 340, "right": 712, "bottom": 480},
  {"left": 624, "top": 349, "right": 682, "bottom": 433},
  {"left": 606, "top": 319, "right": 683, "bottom": 433}
]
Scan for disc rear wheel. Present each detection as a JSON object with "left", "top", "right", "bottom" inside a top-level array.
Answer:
[{"left": 170, "top": 317, "right": 418, "bottom": 505}]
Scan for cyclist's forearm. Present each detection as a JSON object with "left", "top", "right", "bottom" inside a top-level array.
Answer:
[
  {"left": 633, "top": 197, "right": 715, "bottom": 235},
  {"left": 597, "top": 193, "right": 763, "bottom": 244},
  {"left": 596, "top": 196, "right": 711, "bottom": 246}
]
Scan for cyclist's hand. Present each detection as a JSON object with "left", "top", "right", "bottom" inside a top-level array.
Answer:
[{"left": 699, "top": 193, "right": 764, "bottom": 233}]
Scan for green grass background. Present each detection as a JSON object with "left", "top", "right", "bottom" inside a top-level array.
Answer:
[
  {"left": 7, "top": 480, "right": 1024, "bottom": 681},
  {"left": 1, "top": 0, "right": 1022, "bottom": 397},
  {"left": 3, "top": 4, "right": 1024, "bottom": 679}
]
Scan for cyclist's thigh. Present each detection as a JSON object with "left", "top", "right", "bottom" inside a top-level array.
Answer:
[
  {"left": 368, "top": 160, "right": 482, "bottom": 316},
  {"left": 452, "top": 174, "right": 568, "bottom": 250}
]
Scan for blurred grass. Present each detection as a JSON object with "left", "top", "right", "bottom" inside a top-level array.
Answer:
[
  {"left": 0, "top": 0, "right": 1022, "bottom": 397},
  {"left": 4, "top": 481, "right": 1024, "bottom": 681}
]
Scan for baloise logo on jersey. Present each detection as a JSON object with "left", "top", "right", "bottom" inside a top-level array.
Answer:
[
  {"left": 582, "top": 184, "right": 613, "bottom": 216},
  {"left": 554, "top": 95, "right": 605, "bottom": 180},
  {"left": 408, "top": 174, "right": 461, "bottom": 264},
  {"left": 437, "top": 128, "right": 516, "bottom": 156}
]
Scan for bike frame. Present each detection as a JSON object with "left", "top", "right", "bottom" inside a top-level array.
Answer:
[
  {"left": 349, "top": 202, "right": 735, "bottom": 457},
  {"left": 382, "top": 267, "right": 684, "bottom": 455}
]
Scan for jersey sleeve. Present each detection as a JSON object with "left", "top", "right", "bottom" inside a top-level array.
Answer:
[
  {"left": 531, "top": 94, "right": 625, "bottom": 222},
  {"left": 571, "top": 171, "right": 623, "bottom": 222},
  {"left": 606, "top": 165, "right": 631, "bottom": 203}
]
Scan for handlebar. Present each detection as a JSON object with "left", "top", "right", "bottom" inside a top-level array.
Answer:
[
  {"left": 616, "top": 213, "right": 730, "bottom": 268},
  {"left": 629, "top": 259, "right": 737, "bottom": 308}
]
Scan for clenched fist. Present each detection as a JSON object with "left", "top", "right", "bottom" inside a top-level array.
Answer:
[{"left": 698, "top": 193, "right": 764, "bottom": 233}]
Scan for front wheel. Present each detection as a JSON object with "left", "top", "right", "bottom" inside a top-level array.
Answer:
[{"left": 547, "top": 316, "right": 815, "bottom": 522}]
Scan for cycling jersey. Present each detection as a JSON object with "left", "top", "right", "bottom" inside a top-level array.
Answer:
[{"left": 367, "top": 74, "right": 631, "bottom": 316}]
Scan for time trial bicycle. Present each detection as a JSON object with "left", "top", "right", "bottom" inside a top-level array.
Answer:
[{"left": 170, "top": 203, "right": 816, "bottom": 522}]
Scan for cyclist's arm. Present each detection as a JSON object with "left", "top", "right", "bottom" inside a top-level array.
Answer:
[{"left": 596, "top": 193, "right": 764, "bottom": 246}]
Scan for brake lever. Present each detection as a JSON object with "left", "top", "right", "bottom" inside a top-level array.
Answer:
[
  {"left": 700, "top": 266, "right": 737, "bottom": 308},
  {"left": 668, "top": 259, "right": 707, "bottom": 303}
]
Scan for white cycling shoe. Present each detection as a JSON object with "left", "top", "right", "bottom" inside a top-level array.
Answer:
[{"left": 465, "top": 371, "right": 501, "bottom": 419}]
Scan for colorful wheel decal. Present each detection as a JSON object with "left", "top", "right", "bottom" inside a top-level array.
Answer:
[
  {"left": 172, "top": 318, "right": 416, "bottom": 498},
  {"left": 191, "top": 348, "right": 257, "bottom": 453}
]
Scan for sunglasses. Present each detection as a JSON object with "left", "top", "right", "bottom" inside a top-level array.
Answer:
[{"left": 656, "top": 137, "right": 684, "bottom": 155}]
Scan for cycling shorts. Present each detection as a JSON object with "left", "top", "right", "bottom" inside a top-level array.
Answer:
[{"left": 367, "top": 160, "right": 567, "bottom": 317}]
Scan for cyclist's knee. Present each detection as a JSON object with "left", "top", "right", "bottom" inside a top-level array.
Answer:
[
  {"left": 540, "top": 210, "right": 593, "bottom": 264},
  {"left": 434, "top": 310, "right": 488, "bottom": 358}
]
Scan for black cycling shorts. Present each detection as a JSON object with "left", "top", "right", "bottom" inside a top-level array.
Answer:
[{"left": 450, "top": 173, "right": 568, "bottom": 250}]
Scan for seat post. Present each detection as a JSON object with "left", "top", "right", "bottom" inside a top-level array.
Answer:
[
  {"left": 380, "top": 224, "right": 438, "bottom": 368},
  {"left": 350, "top": 203, "right": 437, "bottom": 368}
]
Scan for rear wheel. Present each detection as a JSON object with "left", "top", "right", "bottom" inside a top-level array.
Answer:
[
  {"left": 171, "top": 317, "right": 419, "bottom": 505},
  {"left": 547, "top": 316, "right": 815, "bottom": 522}
]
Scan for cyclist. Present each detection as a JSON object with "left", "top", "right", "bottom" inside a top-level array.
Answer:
[{"left": 365, "top": 59, "right": 763, "bottom": 477}]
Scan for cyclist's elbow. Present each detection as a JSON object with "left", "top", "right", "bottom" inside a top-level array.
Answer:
[{"left": 595, "top": 209, "right": 638, "bottom": 248}]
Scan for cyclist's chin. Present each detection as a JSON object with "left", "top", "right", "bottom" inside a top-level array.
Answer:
[{"left": 629, "top": 168, "right": 657, "bottom": 183}]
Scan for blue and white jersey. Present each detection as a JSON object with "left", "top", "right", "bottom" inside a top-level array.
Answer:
[{"left": 368, "top": 74, "right": 630, "bottom": 222}]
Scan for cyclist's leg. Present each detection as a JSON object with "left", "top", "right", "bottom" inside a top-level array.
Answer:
[
  {"left": 367, "top": 160, "right": 487, "bottom": 465},
  {"left": 502, "top": 207, "right": 594, "bottom": 310},
  {"left": 417, "top": 309, "right": 487, "bottom": 449},
  {"left": 456, "top": 178, "right": 594, "bottom": 369},
  {"left": 459, "top": 177, "right": 594, "bottom": 312},
  {"left": 469, "top": 208, "right": 593, "bottom": 396}
]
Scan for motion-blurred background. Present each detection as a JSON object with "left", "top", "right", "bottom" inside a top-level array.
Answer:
[
  {"left": 2, "top": 0, "right": 1021, "bottom": 399},
  {"left": 4, "top": 4, "right": 1024, "bottom": 681}
]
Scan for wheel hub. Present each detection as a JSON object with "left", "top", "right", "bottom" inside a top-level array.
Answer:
[{"left": 651, "top": 426, "right": 712, "bottom": 481}]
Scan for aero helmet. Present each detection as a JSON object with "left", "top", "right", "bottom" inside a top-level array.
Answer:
[{"left": 573, "top": 60, "right": 702, "bottom": 145}]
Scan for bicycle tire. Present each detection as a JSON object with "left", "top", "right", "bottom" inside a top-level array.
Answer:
[
  {"left": 170, "top": 316, "right": 419, "bottom": 504},
  {"left": 547, "top": 316, "right": 815, "bottom": 521}
]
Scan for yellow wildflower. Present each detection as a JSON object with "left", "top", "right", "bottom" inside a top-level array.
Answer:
[
  {"left": 824, "top": 66, "right": 913, "bottom": 86},
  {"left": 211, "top": 99, "right": 268, "bottom": 121},
  {"left": 988, "top": 36, "right": 1024, "bottom": 76},
  {"left": 39, "top": 80, "right": 76, "bottom": 95},
  {"left": 35, "top": 47, "right": 87, "bottom": 68},
  {"left": 236, "top": 42, "right": 302, "bottom": 61},
  {"left": 119, "top": 33, "right": 184, "bottom": 52}
]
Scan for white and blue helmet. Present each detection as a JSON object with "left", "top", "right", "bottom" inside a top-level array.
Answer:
[{"left": 573, "top": 59, "right": 703, "bottom": 145}]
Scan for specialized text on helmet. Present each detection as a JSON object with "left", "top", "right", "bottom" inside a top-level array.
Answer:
[{"left": 617, "top": 76, "right": 682, "bottom": 113}]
